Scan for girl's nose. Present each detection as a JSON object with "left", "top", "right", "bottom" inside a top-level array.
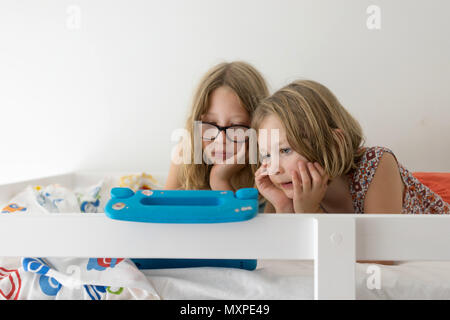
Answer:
[{"left": 215, "top": 130, "right": 227, "bottom": 144}]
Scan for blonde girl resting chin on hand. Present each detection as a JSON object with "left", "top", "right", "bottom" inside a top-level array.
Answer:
[
  {"left": 252, "top": 79, "right": 450, "bottom": 216},
  {"left": 165, "top": 61, "right": 269, "bottom": 191}
]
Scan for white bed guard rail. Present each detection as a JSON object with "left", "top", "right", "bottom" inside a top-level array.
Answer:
[{"left": 1, "top": 172, "right": 450, "bottom": 300}]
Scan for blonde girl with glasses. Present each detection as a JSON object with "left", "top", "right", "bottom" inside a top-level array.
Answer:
[{"left": 165, "top": 61, "right": 269, "bottom": 192}]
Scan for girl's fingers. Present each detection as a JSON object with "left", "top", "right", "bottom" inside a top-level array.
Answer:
[
  {"left": 258, "top": 167, "right": 268, "bottom": 177},
  {"left": 255, "top": 169, "right": 274, "bottom": 189},
  {"left": 255, "top": 165, "right": 268, "bottom": 177},
  {"left": 308, "top": 162, "right": 322, "bottom": 189},
  {"left": 291, "top": 170, "right": 301, "bottom": 197},
  {"left": 255, "top": 172, "right": 263, "bottom": 183},
  {"left": 298, "top": 162, "right": 311, "bottom": 193},
  {"left": 312, "top": 162, "right": 329, "bottom": 188},
  {"left": 255, "top": 171, "right": 268, "bottom": 186},
  {"left": 314, "top": 162, "right": 326, "bottom": 176}
]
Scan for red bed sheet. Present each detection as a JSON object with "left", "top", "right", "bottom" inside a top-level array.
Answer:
[{"left": 413, "top": 172, "right": 450, "bottom": 204}]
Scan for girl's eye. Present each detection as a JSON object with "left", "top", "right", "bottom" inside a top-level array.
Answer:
[{"left": 280, "top": 148, "right": 291, "bottom": 154}]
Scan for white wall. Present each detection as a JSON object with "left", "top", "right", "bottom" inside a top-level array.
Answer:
[{"left": 1, "top": 0, "right": 449, "bottom": 183}]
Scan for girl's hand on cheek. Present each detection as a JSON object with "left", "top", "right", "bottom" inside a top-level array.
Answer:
[
  {"left": 210, "top": 160, "right": 245, "bottom": 180},
  {"left": 210, "top": 162, "right": 245, "bottom": 191},
  {"left": 255, "top": 163, "right": 294, "bottom": 213},
  {"left": 292, "top": 161, "right": 329, "bottom": 213},
  {"left": 209, "top": 145, "right": 248, "bottom": 190}
]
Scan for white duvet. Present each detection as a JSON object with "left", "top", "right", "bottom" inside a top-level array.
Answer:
[
  {"left": 3, "top": 257, "right": 450, "bottom": 299},
  {"left": 143, "top": 260, "right": 450, "bottom": 300}
]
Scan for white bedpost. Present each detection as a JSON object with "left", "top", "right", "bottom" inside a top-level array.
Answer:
[{"left": 314, "top": 216, "right": 356, "bottom": 300}]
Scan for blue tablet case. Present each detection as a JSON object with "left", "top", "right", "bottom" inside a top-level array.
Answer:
[
  {"left": 104, "top": 187, "right": 259, "bottom": 270},
  {"left": 104, "top": 187, "right": 259, "bottom": 223}
]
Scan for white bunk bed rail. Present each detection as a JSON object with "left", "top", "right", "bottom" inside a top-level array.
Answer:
[{"left": 1, "top": 173, "right": 450, "bottom": 300}]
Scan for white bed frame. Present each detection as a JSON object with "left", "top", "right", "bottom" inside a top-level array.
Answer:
[{"left": 1, "top": 172, "right": 449, "bottom": 300}]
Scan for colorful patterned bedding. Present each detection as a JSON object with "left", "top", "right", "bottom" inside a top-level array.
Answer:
[
  {"left": 0, "top": 257, "right": 159, "bottom": 300},
  {"left": 0, "top": 174, "right": 162, "bottom": 300}
]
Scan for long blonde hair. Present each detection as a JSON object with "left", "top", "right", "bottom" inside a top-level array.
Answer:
[
  {"left": 179, "top": 61, "right": 269, "bottom": 190},
  {"left": 252, "top": 79, "right": 365, "bottom": 179}
]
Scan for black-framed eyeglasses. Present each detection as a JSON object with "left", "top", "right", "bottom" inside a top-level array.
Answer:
[{"left": 201, "top": 121, "right": 250, "bottom": 143}]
